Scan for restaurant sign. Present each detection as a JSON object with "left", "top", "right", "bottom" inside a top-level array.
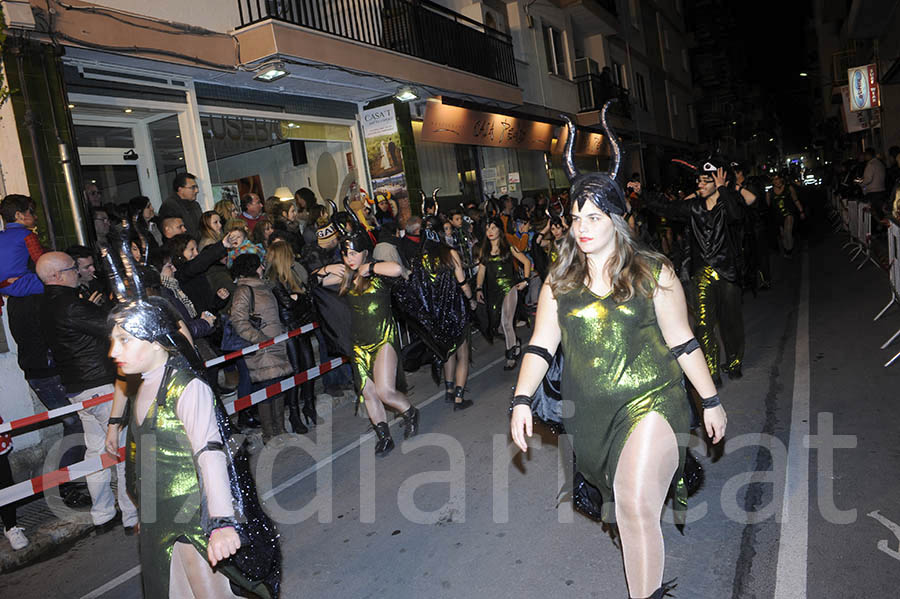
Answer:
[{"left": 420, "top": 102, "right": 554, "bottom": 152}]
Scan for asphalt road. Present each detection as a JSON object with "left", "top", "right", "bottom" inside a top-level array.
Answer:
[{"left": 2, "top": 230, "right": 900, "bottom": 598}]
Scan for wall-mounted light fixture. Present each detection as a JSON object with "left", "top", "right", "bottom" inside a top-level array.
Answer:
[
  {"left": 254, "top": 63, "right": 289, "bottom": 83},
  {"left": 394, "top": 86, "right": 418, "bottom": 102}
]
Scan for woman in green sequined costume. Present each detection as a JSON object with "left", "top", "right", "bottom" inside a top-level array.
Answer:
[
  {"left": 510, "top": 109, "right": 727, "bottom": 599},
  {"left": 766, "top": 172, "right": 805, "bottom": 256},
  {"left": 317, "top": 223, "right": 418, "bottom": 456},
  {"left": 475, "top": 217, "right": 531, "bottom": 369}
]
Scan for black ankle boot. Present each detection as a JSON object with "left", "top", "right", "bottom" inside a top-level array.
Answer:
[
  {"left": 400, "top": 406, "right": 419, "bottom": 439},
  {"left": 629, "top": 578, "right": 677, "bottom": 598},
  {"left": 301, "top": 395, "right": 318, "bottom": 426},
  {"left": 288, "top": 403, "right": 308, "bottom": 434},
  {"left": 373, "top": 422, "right": 394, "bottom": 456},
  {"left": 452, "top": 386, "right": 473, "bottom": 411},
  {"left": 444, "top": 381, "right": 454, "bottom": 403},
  {"left": 503, "top": 347, "right": 517, "bottom": 371}
]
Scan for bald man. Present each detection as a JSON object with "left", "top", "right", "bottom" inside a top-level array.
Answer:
[
  {"left": 160, "top": 216, "right": 187, "bottom": 240},
  {"left": 37, "top": 252, "right": 138, "bottom": 532}
]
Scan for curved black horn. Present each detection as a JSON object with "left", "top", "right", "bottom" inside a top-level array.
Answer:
[
  {"left": 116, "top": 219, "right": 145, "bottom": 300},
  {"left": 561, "top": 115, "right": 579, "bottom": 183},
  {"left": 100, "top": 246, "right": 129, "bottom": 304},
  {"left": 599, "top": 99, "right": 621, "bottom": 181}
]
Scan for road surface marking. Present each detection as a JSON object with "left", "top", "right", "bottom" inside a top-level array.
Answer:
[
  {"left": 79, "top": 355, "right": 506, "bottom": 598},
  {"left": 774, "top": 250, "right": 811, "bottom": 598}
]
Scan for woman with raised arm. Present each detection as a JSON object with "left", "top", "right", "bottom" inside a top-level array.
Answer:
[
  {"left": 475, "top": 216, "right": 531, "bottom": 370},
  {"left": 316, "top": 208, "right": 418, "bottom": 456},
  {"left": 509, "top": 106, "right": 727, "bottom": 599}
]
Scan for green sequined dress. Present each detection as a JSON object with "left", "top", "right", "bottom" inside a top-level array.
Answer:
[
  {"left": 556, "top": 262, "right": 690, "bottom": 525},
  {"left": 126, "top": 365, "right": 249, "bottom": 598},
  {"left": 346, "top": 274, "right": 402, "bottom": 402},
  {"left": 482, "top": 251, "right": 518, "bottom": 334}
]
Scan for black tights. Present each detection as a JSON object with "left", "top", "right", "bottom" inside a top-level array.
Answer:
[{"left": 0, "top": 452, "right": 16, "bottom": 530}]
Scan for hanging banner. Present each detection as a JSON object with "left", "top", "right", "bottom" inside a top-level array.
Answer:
[
  {"left": 848, "top": 64, "right": 880, "bottom": 112},
  {"left": 361, "top": 104, "right": 409, "bottom": 219},
  {"left": 421, "top": 102, "right": 554, "bottom": 151},
  {"left": 840, "top": 85, "right": 869, "bottom": 133}
]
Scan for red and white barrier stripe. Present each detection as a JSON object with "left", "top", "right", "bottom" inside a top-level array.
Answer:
[
  {"left": 0, "top": 393, "right": 113, "bottom": 435},
  {"left": 0, "top": 323, "right": 320, "bottom": 435},
  {"left": 204, "top": 322, "right": 319, "bottom": 367},
  {"left": 0, "top": 356, "right": 349, "bottom": 508}
]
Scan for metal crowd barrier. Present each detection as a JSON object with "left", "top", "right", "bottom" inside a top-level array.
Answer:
[{"left": 879, "top": 221, "right": 900, "bottom": 367}]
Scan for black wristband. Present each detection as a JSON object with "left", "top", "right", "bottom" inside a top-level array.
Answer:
[
  {"left": 108, "top": 416, "right": 126, "bottom": 425},
  {"left": 207, "top": 516, "right": 239, "bottom": 535},
  {"left": 508, "top": 394, "right": 532, "bottom": 416},
  {"left": 701, "top": 394, "right": 721, "bottom": 409}
]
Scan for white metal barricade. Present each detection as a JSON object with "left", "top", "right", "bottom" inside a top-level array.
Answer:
[
  {"left": 853, "top": 203, "right": 879, "bottom": 269},
  {"left": 880, "top": 222, "right": 900, "bottom": 367},
  {"left": 844, "top": 200, "right": 861, "bottom": 253}
]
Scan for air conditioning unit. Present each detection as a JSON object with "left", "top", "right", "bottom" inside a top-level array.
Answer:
[
  {"left": 574, "top": 57, "right": 600, "bottom": 77},
  {"left": 2, "top": 1, "right": 37, "bottom": 31}
]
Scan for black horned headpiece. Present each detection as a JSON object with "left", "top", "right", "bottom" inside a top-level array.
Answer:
[
  {"left": 103, "top": 221, "right": 193, "bottom": 359},
  {"left": 419, "top": 188, "right": 440, "bottom": 216},
  {"left": 562, "top": 100, "right": 626, "bottom": 216},
  {"left": 332, "top": 199, "right": 373, "bottom": 255}
]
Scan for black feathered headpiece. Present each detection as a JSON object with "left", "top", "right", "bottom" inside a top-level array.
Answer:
[{"left": 562, "top": 100, "right": 626, "bottom": 216}]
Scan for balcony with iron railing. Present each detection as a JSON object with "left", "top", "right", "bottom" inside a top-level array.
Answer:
[
  {"left": 236, "top": 0, "right": 518, "bottom": 86},
  {"left": 575, "top": 73, "right": 632, "bottom": 118}
]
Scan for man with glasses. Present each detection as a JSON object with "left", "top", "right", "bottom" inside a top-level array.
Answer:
[
  {"left": 647, "top": 158, "right": 746, "bottom": 386},
  {"left": 36, "top": 252, "right": 138, "bottom": 534},
  {"left": 159, "top": 172, "right": 202, "bottom": 239}
]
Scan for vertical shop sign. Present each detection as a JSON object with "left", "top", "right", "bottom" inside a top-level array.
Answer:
[
  {"left": 840, "top": 85, "right": 869, "bottom": 133},
  {"left": 361, "top": 104, "right": 408, "bottom": 216}
]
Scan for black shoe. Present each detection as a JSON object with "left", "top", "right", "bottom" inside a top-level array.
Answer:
[
  {"left": 124, "top": 525, "right": 137, "bottom": 536},
  {"left": 503, "top": 347, "right": 518, "bottom": 371},
  {"left": 726, "top": 366, "right": 743, "bottom": 380},
  {"left": 301, "top": 397, "right": 319, "bottom": 426},
  {"left": 288, "top": 405, "right": 309, "bottom": 434},
  {"left": 60, "top": 483, "right": 92, "bottom": 508},
  {"left": 452, "top": 386, "right": 473, "bottom": 411},
  {"left": 94, "top": 513, "right": 122, "bottom": 535},
  {"left": 373, "top": 422, "right": 394, "bottom": 456},
  {"left": 237, "top": 409, "right": 261, "bottom": 429},
  {"left": 400, "top": 406, "right": 419, "bottom": 439}
]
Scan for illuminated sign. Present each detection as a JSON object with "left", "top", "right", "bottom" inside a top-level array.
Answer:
[
  {"left": 421, "top": 102, "right": 554, "bottom": 151},
  {"left": 847, "top": 64, "right": 880, "bottom": 112}
]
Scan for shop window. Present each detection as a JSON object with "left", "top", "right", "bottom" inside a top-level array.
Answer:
[
  {"left": 543, "top": 25, "right": 567, "bottom": 78},
  {"left": 612, "top": 61, "right": 628, "bottom": 89},
  {"left": 201, "top": 113, "right": 356, "bottom": 207},
  {"left": 149, "top": 115, "right": 186, "bottom": 201},
  {"left": 634, "top": 72, "right": 648, "bottom": 110}
]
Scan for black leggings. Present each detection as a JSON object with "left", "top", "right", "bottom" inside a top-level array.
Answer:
[
  {"left": 285, "top": 335, "right": 316, "bottom": 403},
  {"left": 0, "top": 452, "right": 16, "bottom": 530}
]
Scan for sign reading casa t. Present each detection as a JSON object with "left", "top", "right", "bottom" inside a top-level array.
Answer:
[{"left": 848, "top": 64, "right": 880, "bottom": 112}]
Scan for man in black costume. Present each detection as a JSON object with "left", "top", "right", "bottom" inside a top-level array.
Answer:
[{"left": 648, "top": 158, "right": 746, "bottom": 385}]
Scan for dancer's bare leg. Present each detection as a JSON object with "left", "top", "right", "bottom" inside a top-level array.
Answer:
[{"left": 372, "top": 344, "right": 411, "bottom": 413}]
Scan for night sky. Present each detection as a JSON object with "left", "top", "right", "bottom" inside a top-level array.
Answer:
[{"left": 733, "top": 0, "right": 815, "bottom": 153}]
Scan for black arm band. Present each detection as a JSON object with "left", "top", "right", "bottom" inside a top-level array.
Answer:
[
  {"left": 115, "top": 373, "right": 128, "bottom": 382},
  {"left": 523, "top": 345, "right": 553, "bottom": 366},
  {"left": 193, "top": 441, "right": 225, "bottom": 459},
  {"left": 670, "top": 337, "right": 701, "bottom": 359},
  {"left": 508, "top": 394, "right": 533, "bottom": 416},
  {"left": 701, "top": 394, "right": 721, "bottom": 409},
  {"left": 108, "top": 416, "right": 126, "bottom": 425},
  {"left": 207, "top": 516, "right": 239, "bottom": 534}
]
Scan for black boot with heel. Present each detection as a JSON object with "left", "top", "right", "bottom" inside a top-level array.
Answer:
[
  {"left": 374, "top": 422, "right": 394, "bottom": 456},
  {"left": 452, "top": 386, "right": 473, "bottom": 411}
]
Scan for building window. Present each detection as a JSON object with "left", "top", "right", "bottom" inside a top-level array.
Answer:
[
  {"left": 543, "top": 25, "right": 567, "bottom": 77},
  {"left": 634, "top": 72, "right": 648, "bottom": 110},
  {"left": 629, "top": 0, "right": 641, "bottom": 29},
  {"left": 671, "top": 94, "right": 679, "bottom": 116},
  {"left": 612, "top": 60, "right": 628, "bottom": 89},
  {"left": 682, "top": 49, "right": 690, "bottom": 72}
]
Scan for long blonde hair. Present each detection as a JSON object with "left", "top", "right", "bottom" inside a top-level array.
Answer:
[
  {"left": 265, "top": 240, "right": 302, "bottom": 292},
  {"left": 548, "top": 212, "right": 670, "bottom": 302}
]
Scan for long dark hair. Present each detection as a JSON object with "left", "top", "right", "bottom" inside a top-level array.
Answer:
[{"left": 478, "top": 216, "right": 512, "bottom": 262}]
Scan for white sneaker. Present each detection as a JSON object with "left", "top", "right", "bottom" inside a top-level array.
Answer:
[{"left": 5, "top": 526, "right": 29, "bottom": 551}]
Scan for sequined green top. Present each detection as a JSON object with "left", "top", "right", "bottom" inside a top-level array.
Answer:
[
  {"left": 346, "top": 274, "right": 399, "bottom": 401},
  {"left": 126, "top": 364, "right": 243, "bottom": 598},
  {"left": 771, "top": 189, "right": 792, "bottom": 219},
  {"left": 483, "top": 251, "right": 516, "bottom": 297},
  {"left": 556, "top": 262, "right": 690, "bottom": 525}
]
